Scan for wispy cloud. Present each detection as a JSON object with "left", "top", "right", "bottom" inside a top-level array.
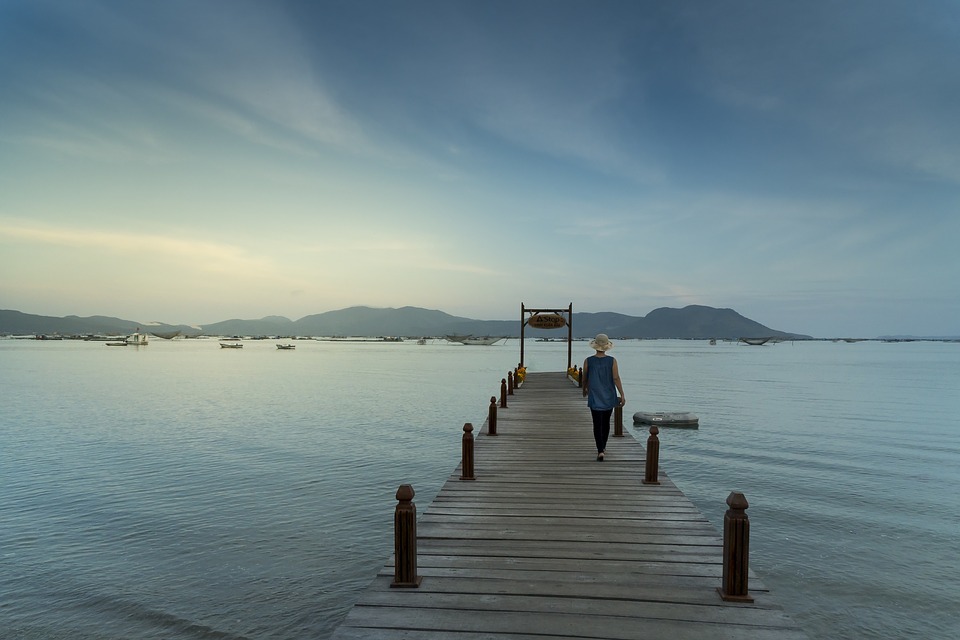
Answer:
[
  {"left": 298, "top": 235, "right": 502, "bottom": 277},
  {"left": 1, "top": 1, "right": 385, "bottom": 165},
  {"left": 684, "top": 1, "right": 960, "bottom": 184},
  {"left": 0, "top": 222, "right": 277, "bottom": 277},
  {"left": 5, "top": 75, "right": 173, "bottom": 163}
]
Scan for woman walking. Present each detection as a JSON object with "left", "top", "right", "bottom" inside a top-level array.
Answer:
[{"left": 582, "top": 333, "right": 626, "bottom": 461}]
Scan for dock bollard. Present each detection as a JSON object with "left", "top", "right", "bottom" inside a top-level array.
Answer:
[
  {"left": 390, "top": 484, "right": 422, "bottom": 588},
  {"left": 460, "top": 423, "right": 476, "bottom": 481},
  {"left": 718, "top": 492, "right": 754, "bottom": 602},
  {"left": 613, "top": 403, "right": 624, "bottom": 437},
  {"left": 488, "top": 396, "right": 498, "bottom": 436},
  {"left": 507, "top": 371, "right": 514, "bottom": 395},
  {"left": 500, "top": 378, "right": 508, "bottom": 408},
  {"left": 642, "top": 425, "right": 661, "bottom": 485}
]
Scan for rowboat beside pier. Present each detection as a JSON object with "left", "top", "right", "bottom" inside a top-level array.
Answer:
[{"left": 633, "top": 410, "right": 700, "bottom": 428}]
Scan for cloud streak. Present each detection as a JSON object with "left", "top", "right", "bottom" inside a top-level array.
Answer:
[{"left": 0, "top": 222, "right": 276, "bottom": 277}]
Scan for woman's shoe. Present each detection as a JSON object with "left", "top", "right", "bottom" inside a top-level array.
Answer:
[{"left": 598, "top": 452, "right": 605, "bottom": 461}]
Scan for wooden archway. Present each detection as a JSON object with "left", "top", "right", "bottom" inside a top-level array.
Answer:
[{"left": 519, "top": 302, "right": 573, "bottom": 370}]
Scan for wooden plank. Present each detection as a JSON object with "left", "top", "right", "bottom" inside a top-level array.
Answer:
[{"left": 331, "top": 372, "right": 807, "bottom": 639}]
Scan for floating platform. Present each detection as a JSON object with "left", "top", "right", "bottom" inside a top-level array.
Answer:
[{"left": 633, "top": 411, "right": 700, "bottom": 428}]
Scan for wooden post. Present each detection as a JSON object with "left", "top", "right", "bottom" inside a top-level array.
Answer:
[
  {"left": 520, "top": 302, "right": 525, "bottom": 368},
  {"left": 459, "top": 423, "right": 475, "bottom": 480},
  {"left": 507, "top": 371, "right": 514, "bottom": 395},
  {"left": 642, "top": 425, "right": 661, "bottom": 485},
  {"left": 390, "top": 484, "right": 422, "bottom": 588},
  {"left": 487, "top": 396, "right": 498, "bottom": 436},
  {"left": 500, "top": 378, "right": 508, "bottom": 408},
  {"left": 613, "top": 403, "right": 624, "bottom": 437},
  {"left": 718, "top": 492, "right": 754, "bottom": 602}
]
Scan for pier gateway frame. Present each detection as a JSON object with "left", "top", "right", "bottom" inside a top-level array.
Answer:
[{"left": 520, "top": 302, "right": 573, "bottom": 370}]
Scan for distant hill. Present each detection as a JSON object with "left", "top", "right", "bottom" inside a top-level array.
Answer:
[
  {"left": 621, "top": 305, "right": 787, "bottom": 339},
  {"left": 200, "top": 306, "right": 517, "bottom": 338},
  {"left": 0, "top": 310, "right": 201, "bottom": 338},
  {"left": 200, "top": 315, "right": 295, "bottom": 337},
  {"left": 1, "top": 305, "right": 810, "bottom": 339}
]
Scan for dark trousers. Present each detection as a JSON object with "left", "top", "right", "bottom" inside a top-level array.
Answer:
[{"left": 591, "top": 408, "right": 613, "bottom": 453}]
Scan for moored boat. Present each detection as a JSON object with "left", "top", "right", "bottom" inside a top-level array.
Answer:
[
  {"left": 739, "top": 337, "right": 771, "bottom": 346},
  {"left": 106, "top": 330, "right": 148, "bottom": 346},
  {"left": 220, "top": 341, "right": 243, "bottom": 349},
  {"left": 126, "top": 331, "right": 148, "bottom": 346},
  {"left": 276, "top": 343, "right": 295, "bottom": 350},
  {"left": 633, "top": 411, "right": 699, "bottom": 429}
]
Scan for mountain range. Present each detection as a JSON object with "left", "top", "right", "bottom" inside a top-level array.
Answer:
[{"left": 0, "top": 305, "right": 810, "bottom": 340}]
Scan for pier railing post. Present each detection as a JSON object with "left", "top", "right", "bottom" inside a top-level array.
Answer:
[
  {"left": 390, "top": 484, "right": 422, "bottom": 588},
  {"left": 460, "top": 423, "right": 476, "bottom": 480},
  {"left": 642, "top": 425, "right": 661, "bottom": 485},
  {"left": 613, "top": 403, "right": 624, "bottom": 437},
  {"left": 500, "top": 378, "right": 508, "bottom": 408},
  {"left": 488, "top": 396, "right": 498, "bottom": 435},
  {"left": 508, "top": 371, "right": 514, "bottom": 395},
  {"left": 718, "top": 491, "right": 754, "bottom": 602}
]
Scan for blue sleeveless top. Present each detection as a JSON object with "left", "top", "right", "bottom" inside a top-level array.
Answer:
[{"left": 585, "top": 355, "right": 618, "bottom": 410}]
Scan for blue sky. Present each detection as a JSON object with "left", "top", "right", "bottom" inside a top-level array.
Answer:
[{"left": 1, "top": 0, "right": 958, "bottom": 337}]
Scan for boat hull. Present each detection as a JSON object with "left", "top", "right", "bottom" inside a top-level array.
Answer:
[{"left": 633, "top": 411, "right": 699, "bottom": 429}]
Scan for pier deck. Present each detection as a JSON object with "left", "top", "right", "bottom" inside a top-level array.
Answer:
[{"left": 331, "top": 372, "right": 807, "bottom": 639}]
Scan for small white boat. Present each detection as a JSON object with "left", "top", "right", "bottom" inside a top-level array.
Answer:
[
  {"left": 276, "top": 343, "right": 295, "bottom": 350},
  {"left": 106, "top": 331, "right": 148, "bottom": 346},
  {"left": 126, "top": 331, "right": 148, "bottom": 346},
  {"left": 219, "top": 341, "right": 243, "bottom": 349},
  {"left": 633, "top": 411, "right": 699, "bottom": 429}
]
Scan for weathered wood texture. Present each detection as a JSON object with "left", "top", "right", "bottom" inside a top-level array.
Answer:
[{"left": 332, "top": 372, "right": 807, "bottom": 639}]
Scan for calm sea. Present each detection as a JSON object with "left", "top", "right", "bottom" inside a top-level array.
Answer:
[{"left": 2, "top": 337, "right": 958, "bottom": 639}]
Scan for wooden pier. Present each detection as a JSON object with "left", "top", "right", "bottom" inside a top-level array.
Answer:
[{"left": 331, "top": 371, "right": 807, "bottom": 639}]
